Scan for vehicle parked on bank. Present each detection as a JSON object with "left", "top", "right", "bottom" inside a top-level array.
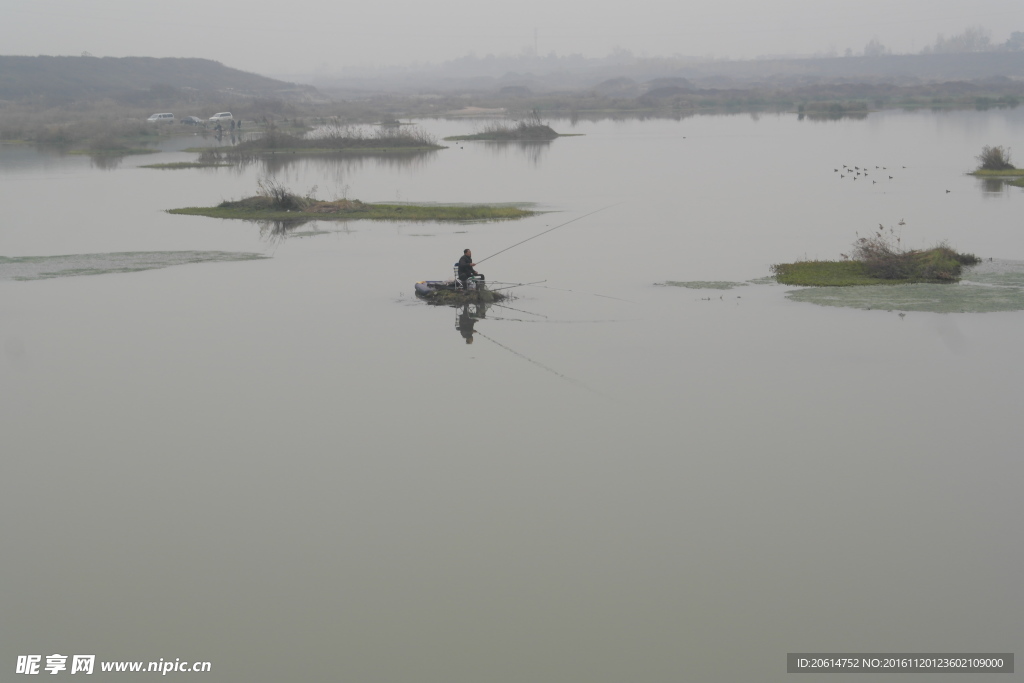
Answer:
[
  {"left": 209, "top": 112, "right": 233, "bottom": 124},
  {"left": 146, "top": 113, "right": 175, "bottom": 123},
  {"left": 180, "top": 116, "right": 203, "bottom": 125}
]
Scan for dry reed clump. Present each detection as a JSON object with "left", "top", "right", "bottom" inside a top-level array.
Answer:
[
  {"left": 222, "top": 180, "right": 366, "bottom": 213},
  {"left": 257, "top": 176, "right": 311, "bottom": 210},
  {"left": 976, "top": 145, "right": 1014, "bottom": 171},
  {"left": 475, "top": 115, "right": 559, "bottom": 140},
  {"left": 848, "top": 227, "right": 979, "bottom": 282},
  {"left": 217, "top": 177, "right": 313, "bottom": 211},
  {"left": 197, "top": 149, "right": 226, "bottom": 164}
]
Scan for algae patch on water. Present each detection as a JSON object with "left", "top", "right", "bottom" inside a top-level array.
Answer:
[
  {"left": 0, "top": 251, "right": 266, "bottom": 281},
  {"left": 657, "top": 281, "right": 749, "bottom": 290},
  {"left": 141, "top": 161, "right": 233, "bottom": 169},
  {"left": 785, "top": 260, "right": 1024, "bottom": 313},
  {"left": 961, "top": 259, "right": 1024, "bottom": 287}
]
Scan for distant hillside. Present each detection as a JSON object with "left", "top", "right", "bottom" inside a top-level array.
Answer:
[{"left": 0, "top": 56, "right": 324, "bottom": 105}]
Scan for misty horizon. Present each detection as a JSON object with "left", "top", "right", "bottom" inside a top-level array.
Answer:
[{"left": 2, "top": 0, "right": 1022, "bottom": 80}]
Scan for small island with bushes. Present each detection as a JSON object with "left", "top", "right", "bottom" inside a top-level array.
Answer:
[
  {"left": 444, "top": 113, "right": 577, "bottom": 141},
  {"left": 968, "top": 145, "right": 1024, "bottom": 186},
  {"left": 772, "top": 226, "right": 980, "bottom": 286},
  {"left": 141, "top": 149, "right": 233, "bottom": 169},
  {"left": 168, "top": 179, "right": 536, "bottom": 223}
]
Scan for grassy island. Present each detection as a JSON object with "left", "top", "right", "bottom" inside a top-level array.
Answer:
[
  {"left": 967, "top": 145, "right": 1024, "bottom": 187},
  {"left": 968, "top": 145, "right": 1022, "bottom": 176},
  {"left": 444, "top": 115, "right": 576, "bottom": 142},
  {"left": 200, "top": 124, "right": 444, "bottom": 156},
  {"left": 772, "top": 228, "right": 980, "bottom": 286},
  {"left": 446, "top": 124, "right": 560, "bottom": 141},
  {"left": 168, "top": 179, "right": 535, "bottom": 223}
]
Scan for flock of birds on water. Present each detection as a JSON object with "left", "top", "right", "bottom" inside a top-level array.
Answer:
[{"left": 835, "top": 164, "right": 953, "bottom": 193}]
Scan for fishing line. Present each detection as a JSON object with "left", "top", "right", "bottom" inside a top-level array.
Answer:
[
  {"left": 522, "top": 283, "right": 635, "bottom": 304},
  {"left": 486, "top": 316, "right": 636, "bottom": 324},
  {"left": 475, "top": 330, "right": 605, "bottom": 398},
  {"left": 475, "top": 203, "right": 623, "bottom": 265},
  {"left": 487, "top": 279, "right": 547, "bottom": 292},
  {"left": 489, "top": 302, "right": 549, "bottom": 318}
]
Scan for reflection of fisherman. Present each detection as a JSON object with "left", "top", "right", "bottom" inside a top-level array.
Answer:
[
  {"left": 457, "top": 249, "right": 484, "bottom": 287},
  {"left": 456, "top": 304, "right": 478, "bottom": 344}
]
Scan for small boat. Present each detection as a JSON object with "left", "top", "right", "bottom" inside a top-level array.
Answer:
[
  {"left": 414, "top": 278, "right": 504, "bottom": 303},
  {"left": 414, "top": 278, "right": 478, "bottom": 296}
]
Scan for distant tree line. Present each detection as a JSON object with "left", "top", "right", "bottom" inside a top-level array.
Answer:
[
  {"left": 860, "top": 27, "right": 1024, "bottom": 58},
  {"left": 921, "top": 27, "right": 1023, "bottom": 54}
]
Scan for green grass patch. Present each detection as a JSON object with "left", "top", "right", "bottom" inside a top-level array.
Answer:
[
  {"left": 969, "top": 169, "right": 1024, "bottom": 177},
  {"left": 772, "top": 260, "right": 894, "bottom": 286},
  {"left": 658, "top": 281, "right": 748, "bottom": 289}
]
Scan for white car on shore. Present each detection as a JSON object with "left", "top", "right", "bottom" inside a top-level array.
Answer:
[
  {"left": 146, "top": 113, "right": 175, "bottom": 123},
  {"left": 209, "top": 112, "right": 233, "bottom": 124}
]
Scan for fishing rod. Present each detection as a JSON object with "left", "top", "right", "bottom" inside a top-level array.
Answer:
[{"left": 474, "top": 203, "right": 622, "bottom": 265}]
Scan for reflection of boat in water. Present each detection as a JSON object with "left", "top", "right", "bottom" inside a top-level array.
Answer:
[
  {"left": 414, "top": 289, "right": 605, "bottom": 394},
  {"left": 455, "top": 302, "right": 487, "bottom": 344}
]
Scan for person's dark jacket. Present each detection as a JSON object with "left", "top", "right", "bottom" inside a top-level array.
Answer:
[{"left": 458, "top": 254, "right": 477, "bottom": 279}]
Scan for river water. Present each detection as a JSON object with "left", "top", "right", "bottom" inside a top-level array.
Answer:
[{"left": 2, "top": 109, "right": 1022, "bottom": 682}]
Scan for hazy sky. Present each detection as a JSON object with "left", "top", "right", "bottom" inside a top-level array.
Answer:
[{"left": 2, "top": 0, "right": 1022, "bottom": 77}]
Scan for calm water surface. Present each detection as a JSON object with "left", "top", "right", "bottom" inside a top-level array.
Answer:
[{"left": 2, "top": 110, "right": 1022, "bottom": 682}]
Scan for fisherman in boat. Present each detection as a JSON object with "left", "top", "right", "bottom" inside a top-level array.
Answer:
[{"left": 457, "top": 249, "right": 484, "bottom": 287}]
